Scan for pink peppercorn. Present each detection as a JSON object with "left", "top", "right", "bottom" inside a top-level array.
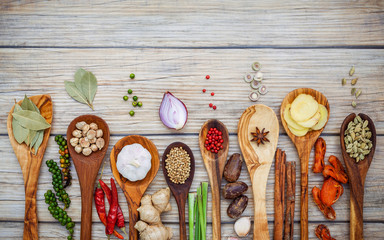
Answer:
[
  {"left": 211, "top": 92, "right": 214, "bottom": 96},
  {"left": 213, "top": 105, "right": 217, "bottom": 110},
  {"left": 202, "top": 89, "right": 206, "bottom": 93},
  {"left": 206, "top": 75, "right": 210, "bottom": 79}
]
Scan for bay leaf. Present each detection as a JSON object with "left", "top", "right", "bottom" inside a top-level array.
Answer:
[
  {"left": 12, "top": 110, "right": 51, "bottom": 130},
  {"left": 12, "top": 104, "right": 29, "bottom": 144},
  {"left": 64, "top": 81, "right": 93, "bottom": 109},
  {"left": 32, "top": 130, "right": 44, "bottom": 154},
  {"left": 74, "top": 68, "right": 87, "bottom": 92},
  {"left": 80, "top": 71, "right": 97, "bottom": 104},
  {"left": 30, "top": 129, "right": 41, "bottom": 149},
  {"left": 25, "top": 130, "right": 37, "bottom": 146},
  {"left": 20, "top": 95, "right": 40, "bottom": 113}
]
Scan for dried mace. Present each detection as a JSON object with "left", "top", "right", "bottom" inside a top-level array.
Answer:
[{"left": 250, "top": 127, "right": 270, "bottom": 146}]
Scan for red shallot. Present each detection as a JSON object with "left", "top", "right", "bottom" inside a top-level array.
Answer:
[{"left": 159, "top": 91, "right": 188, "bottom": 130}]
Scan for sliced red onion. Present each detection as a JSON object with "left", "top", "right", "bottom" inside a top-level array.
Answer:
[{"left": 159, "top": 91, "right": 188, "bottom": 130}]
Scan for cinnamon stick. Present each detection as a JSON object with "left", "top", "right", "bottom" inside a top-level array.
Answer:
[
  {"left": 274, "top": 149, "right": 286, "bottom": 240},
  {"left": 284, "top": 162, "right": 296, "bottom": 240}
]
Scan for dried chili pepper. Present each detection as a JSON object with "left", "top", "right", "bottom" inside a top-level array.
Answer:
[
  {"left": 313, "top": 138, "right": 326, "bottom": 173},
  {"left": 106, "top": 178, "right": 118, "bottom": 239},
  {"left": 94, "top": 184, "right": 124, "bottom": 239},
  {"left": 312, "top": 186, "right": 336, "bottom": 220},
  {"left": 323, "top": 155, "right": 348, "bottom": 184},
  {"left": 99, "top": 179, "right": 128, "bottom": 237},
  {"left": 315, "top": 224, "right": 336, "bottom": 240},
  {"left": 320, "top": 177, "right": 344, "bottom": 207}
]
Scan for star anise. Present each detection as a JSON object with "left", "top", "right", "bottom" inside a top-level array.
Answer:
[{"left": 251, "top": 127, "right": 270, "bottom": 146}]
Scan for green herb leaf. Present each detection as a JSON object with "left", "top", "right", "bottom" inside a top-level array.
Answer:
[
  {"left": 12, "top": 110, "right": 51, "bottom": 130},
  {"left": 25, "top": 130, "right": 37, "bottom": 146},
  {"left": 64, "top": 81, "right": 94, "bottom": 109},
  {"left": 80, "top": 71, "right": 97, "bottom": 104},
  {"left": 74, "top": 68, "right": 87, "bottom": 92},
  {"left": 32, "top": 130, "right": 44, "bottom": 154},
  {"left": 12, "top": 104, "right": 29, "bottom": 144},
  {"left": 20, "top": 95, "right": 40, "bottom": 113}
]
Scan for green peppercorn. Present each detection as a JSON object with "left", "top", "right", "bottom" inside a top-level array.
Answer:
[
  {"left": 128, "top": 89, "right": 133, "bottom": 94},
  {"left": 138, "top": 102, "right": 143, "bottom": 107},
  {"left": 133, "top": 96, "right": 138, "bottom": 101},
  {"left": 132, "top": 101, "right": 137, "bottom": 107},
  {"left": 123, "top": 95, "right": 128, "bottom": 101},
  {"left": 129, "top": 110, "right": 135, "bottom": 116},
  {"left": 130, "top": 73, "right": 135, "bottom": 79}
]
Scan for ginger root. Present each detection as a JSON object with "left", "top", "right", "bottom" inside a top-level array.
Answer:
[{"left": 135, "top": 187, "right": 173, "bottom": 240}]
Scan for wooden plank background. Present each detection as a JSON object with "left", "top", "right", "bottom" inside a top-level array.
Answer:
[{"left": 0, "top": 0, "right": 383, "bottom": 239}]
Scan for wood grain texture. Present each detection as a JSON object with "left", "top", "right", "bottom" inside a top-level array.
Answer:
[
  {"left": 162, "top": 142, "right": 195, "bottom": 240},
  {"left": 280, "top": 88, "right": 330, "bottom": 240},
  {"left": 0, "top": 48, "right": 383, "bottom": 135},
  {"left": 199, "top": 119, "right": 229, "bottom": 240},
  {"left": 66, "top": 115, "right": 110, "bottom": 240},
  {"left": 6, "top": 94, "right": 52, "bottom": 240},
  {"left": 110, "top": 135, "right": 160, "bottom": 240},
  {"left": 0, "top": 0, "right": 383, "bottom": 47},
  {"left": 340, "top": 113, "right": 377, "bottom": 240},
  {"left": 238, "top": 104, "right": 279, "bottom": 240}
]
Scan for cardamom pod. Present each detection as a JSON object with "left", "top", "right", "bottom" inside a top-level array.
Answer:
[
  {"left": 351, "top": 100, "right": 357, "bottom": 108},
  {"left": 349, "top": 66, "right": 355, "bottom": 76},
  {"left": 355, "top": 89, "right": 362, "bottom": 98},
  {"left": 351, "top": 78, "right": 358, "bottom": 85},
  {"left": 342, "top": 78, "right": 347, "bottom": 85}
]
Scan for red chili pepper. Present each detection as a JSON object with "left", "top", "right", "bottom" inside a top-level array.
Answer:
[
  {"left": 94, "top": 185, "right": 124, "bottom": 239},
  {"left": 106, "top": 178, "right": 118, "bottom": 239},
  {"left": 99, "top": 179, "right": 128, "bottom": 238}
]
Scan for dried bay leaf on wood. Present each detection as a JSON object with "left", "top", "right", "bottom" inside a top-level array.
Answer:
[
  {"left": 25, "top": 130, "right": 37, "bottom": 146},
  {"left": 64, "top": 81, "right": 94, "bottom": 110},
  {"left": 80, "top": 71, "right": 98, "bottom": 104},
  {"left": 32, "top": 130, "right": 44, "bottom": 154},
  {"left": 74, "top": 68, "right": 87, "bottom": 92},
  {"left": 12, "top": 109, "right": 51, "bottom": 130},
  {"left": 12, "top": 104, "right": 29, "bottom": 144},
  {"left": 20, "top": 94, "right": 40, "bottom": 113}
]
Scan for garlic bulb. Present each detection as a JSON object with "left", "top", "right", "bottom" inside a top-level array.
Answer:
[
  {"left": 117, "top": 143, "right": 152, "bottom": 182},
  {"left": 234, "top": 216, "right": 251, "bottom": 237}
]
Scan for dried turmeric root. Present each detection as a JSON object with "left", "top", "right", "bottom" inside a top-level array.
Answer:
[{"left": 135, "top": 187, "right": 173, "bottom": 240}]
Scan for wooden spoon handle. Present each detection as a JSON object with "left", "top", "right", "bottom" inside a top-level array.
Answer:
[
  {"left": 299, "top": 150, "right": 310, "bottom": 240},
  {"left": 23, "top": 185, "right": 38, "bottom": 240},
  {"left": 176, "top": 197, "right": 187, "bottom": 240},
  {"left": 80, "top": 186, "right": 93, "bottom": 240},
  {"left": 350, "top": 182, "right": 365, "bottom": 240},
  {"left": 126, "top": 196, "right": 140, "bottom": 240}
]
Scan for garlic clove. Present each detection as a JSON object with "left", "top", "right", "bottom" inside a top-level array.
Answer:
[
  {"left": 87, "top": 129, "right": 96, "bottom": 140},
  {"left": 90, "top": 144, "right": 98, "bottom": 152},
  {"left": 70, "top": 137, "right": 79, "bottom": 147},
  {"left": 96, "top": 138, "right": 105, "bottom": 150},
  {"left": 76, "top": 121, "right": 87, "bottom": 130},
  {"left": 96, "top": 129, "right": 103, "bottom": 138},
  {"left": 90, "top": 122, "right": 98, "bottom": 130},
  {"left": 72, "top": 129, "right": 82, "bottom": 138},
  {"left": 79, "top": 137, "right": 90, "bottom": 148},
  {"left": 82, "top": 147, "right": 92, "bottom": 156},
  {"left": 75, "top": 144, "right": 83, "bottom": 153},
  {"left": 234, "top": 216, "right": 251, "bottom": 237},
  {"left": 82, "top": 124, "right": 90, "bottom": 136},
  {"left": 89, "top": 137, "right": 96, "bottom": 144}
]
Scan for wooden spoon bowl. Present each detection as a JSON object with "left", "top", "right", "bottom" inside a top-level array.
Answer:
[
  {"left": 7, "top": 94, "right": 52, "bottom": 240},
  {"left": 110, "top": 135, "right": 160, "bottom": 240},
  {"left": 199, "top": 119, "right": 229, "bottom": 240},
  {"left": 238, "top": 104, "right": 279, "bottom": 240},
  {"left": 280, "top": 88, "right": 330, "bottom": 240},
  {"left": 66, "top": 115, "right": 110, "bottom": 240},
  {"left": 340, "top": 113, "right": 376, "bottom": 240},
  {"left": 162, "top": 142, "right": 195, "bottom": 240}
]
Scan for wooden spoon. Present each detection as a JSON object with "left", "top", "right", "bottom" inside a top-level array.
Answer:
[
  {"left": 162, "top": 142, "right": 195, "bottom": 240},
  {"left": 199, "top": 119, "right": 229, "bottom": 239},
  {"left": 66, "top": 115, "right": 110, "bottom": 240},
  {"left": 280, "top": 88, "right": 330, "bottom": 240},
  {"left": 7, "top": 94, "right": 53, "bottom": 240},
  {"left": 340, "top": 113, "right": 376, "bottom": 240},
  {"left": 110, "top": 135, "right": 160, "bottom": 240},
  {"left": 238, "top": 104, "right": 279, "bottom": 240}
]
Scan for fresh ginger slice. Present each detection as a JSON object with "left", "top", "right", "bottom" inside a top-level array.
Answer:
[
  {"left": 283, "top": 104, "right": 307, "bottom": 131},
  {"left": 290, "top": 94, "right": 319, "bottom": 122},
  {"left": 288, "top": 124, "right": 309, "bottom": 137},
  {"left": 312, "top": 104, "right": 328, "bottom": 130},
  {"left": 297, "top": 109, "right": 321, "bottom": 128}
]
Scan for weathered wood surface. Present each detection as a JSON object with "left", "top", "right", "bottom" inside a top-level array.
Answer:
[
  {"left": 1, "top": 0, "right": 383, "bottom": 239},
  {"left": 0, "top": 0, "right": 383, "bottom": 47},
  {"left": 0, "top": 48, "right": 383, "bottom": 135}
]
